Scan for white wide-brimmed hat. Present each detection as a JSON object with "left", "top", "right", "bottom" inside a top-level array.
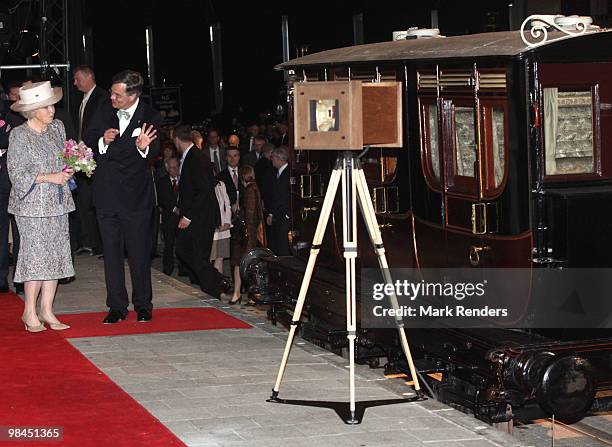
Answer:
[{"left": 10, "top": 81, "right": 63, "bottom": 112}]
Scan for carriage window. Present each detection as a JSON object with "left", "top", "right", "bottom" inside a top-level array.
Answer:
[
  {"left": 491, "top": 108, "right": 505, "bottom": 187},
  {"left": 454, "top": 107, "right": 476, "bottom": 177},
  {"left": 543, "top": 88, "right": 594, "bottom": 176},
  {"left": 419, "top": 100, "right": 441, "bottom": 188},
  {"left": 429, "top": 104, "right": 440, "bottom": 181}
]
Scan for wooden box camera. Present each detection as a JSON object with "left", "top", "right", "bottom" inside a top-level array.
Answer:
[{"left": 294, "top": 81, "right": 403, "bottom": 150}]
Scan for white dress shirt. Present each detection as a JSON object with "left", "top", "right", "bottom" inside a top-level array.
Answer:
[
  {"left": 178, "top": 144, "right": 194, "bottom": 222},
  {"left": 97, "top": 98, "right": 149, "bottom": 158},
  {"left": 277, "top": 162, "right": 288, "bottom": 178},
  {"left": 228, "top": 165, "right": 240, "bottom": 201},
  {"left": 209, "top": 146, "right": 221, "bottom": 172}
]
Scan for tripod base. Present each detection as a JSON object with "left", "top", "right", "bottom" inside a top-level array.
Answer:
[
  {"left": 345, "top": 412, "right": 359, "bottom": 425},
  {"left": 265, "top": 392, "right": 426, "bottom": 425},
  {"left": 267, "top": 389, "right": 280, "bottom": 402}
]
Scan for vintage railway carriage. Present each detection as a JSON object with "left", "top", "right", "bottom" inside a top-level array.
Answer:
[{"left": 245, "top": 27, "right": 612, "bottom": 423}]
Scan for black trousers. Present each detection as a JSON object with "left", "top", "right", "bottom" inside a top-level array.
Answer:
[
  {"left": 151, "top": 206, "right": 160, "bottom": 257},
  {"left": 160, "top": 213, "right": 179, "bottom": 274},
  {"left": 269, "top": 216, "right": 291, "bottom": 256},
  {"left": 75, "top": 175, "right": 102, "bottom": 252},
  {"left": 97, "top": 208, "right": 153, "bottom": 315},
  {"left": 175, "top": 220, "right": 223, "bottom": 298}
]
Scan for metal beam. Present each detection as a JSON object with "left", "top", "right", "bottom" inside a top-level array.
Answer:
[{"left": 209, "top": 22, "right": 223, "bottom": 114}]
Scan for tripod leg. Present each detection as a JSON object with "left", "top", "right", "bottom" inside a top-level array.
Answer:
[
  {"left": 342, "top": 156, "right": 359, "bottom": 424},
  {"left": 354, "top": 167, "right": 422, "bottom": 394},
  {"left": 269, "top": 167, "right": 343, "bottom": 401}
]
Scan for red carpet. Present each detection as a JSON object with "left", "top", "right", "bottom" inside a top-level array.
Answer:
[
  {"left": 0, "top": 294, "right": 248, "bottom": 446},
  {"left": 57, "top": 307, "right": 251, "bottom": 338}
]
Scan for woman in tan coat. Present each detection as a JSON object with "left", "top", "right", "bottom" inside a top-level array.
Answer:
[{"left": 228, "top": 165, "right": 265, "bottom": 304}]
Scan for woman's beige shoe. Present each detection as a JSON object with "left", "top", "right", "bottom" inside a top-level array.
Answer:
[
  {"left": 38, "top": 315, "right": 70, "bottom": 331},
  {"left": 21, "top": 316, "right": 46, "bottom": 333}
]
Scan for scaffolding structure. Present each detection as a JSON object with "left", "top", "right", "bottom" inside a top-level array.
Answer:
[{"left": 1, "top": 0, "right": 71, "bottom": 111}]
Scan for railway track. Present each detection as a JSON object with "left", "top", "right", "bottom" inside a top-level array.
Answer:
[{"left": 547, "top": 418, "right": 612, "bottom": 446}]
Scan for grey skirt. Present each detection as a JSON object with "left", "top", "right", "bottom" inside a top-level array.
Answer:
[
  {"left": 14, "top": 214, "right": 74, "bottom": 282},
  {"left": 210, "top": 237, "right": 230, "bottom": 261}
]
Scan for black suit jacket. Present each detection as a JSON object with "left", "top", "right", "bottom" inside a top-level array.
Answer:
[
  {"left": 217, "top": 166, "right": 243, "bottom": 207},
  {"left": 79, "top": 86, "right": 110, "bottom": 147},
  {"left": 0, "top": 100, "right": 24, "bottom": 149},
  {"left": 268, "top": 166, "right": 290, "bottom": 224},
  {"left": 86, "top": 99, "right": 161, "bottom": 212},
  {"left": 177, "top": 148, "right": 216, "bottom": 227},
  {"left": 156, "top": 174, "right": 179, "bottom": 219}
]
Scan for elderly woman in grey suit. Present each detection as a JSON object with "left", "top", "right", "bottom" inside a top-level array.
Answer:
[{"left": 8, "top": 81, "right": 75, "bottom": 332}]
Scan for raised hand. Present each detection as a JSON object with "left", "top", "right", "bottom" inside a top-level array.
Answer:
[
  {"left": 136, "top": 123, "right": 158, "bottom": 151},
  {"left": 103, "top": 128, "right": 120, "bottom": 145}
]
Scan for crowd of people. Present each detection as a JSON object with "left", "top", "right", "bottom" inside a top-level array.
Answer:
[{"left": 0, "top": 66, "right": 291, "bottom": 330}]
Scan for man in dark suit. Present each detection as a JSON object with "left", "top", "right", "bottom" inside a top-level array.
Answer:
[
  {"left": 173, "top": 124, "right": 229, "bottom": 299},
  {"left": 0, "top": 95, "right": 24, "bottom": 294},
  {"left": 73, "top": 65, "right": 108, "bottom": 256},
  {"left": 272, "top": 122, "right": 289, "bottom": 147},
  {"left": 241, "top": 135, "right": 265, "bottom": 168},
  {"left": 156, "top": 157, "right": 180, "bottom": 275},
  {"left": 255, "top": 143, "right": 276, "bottom": 214},
  {"left": 239, "top": 123, "right": 260, "bottom": 156},
  {"left": 85, "top": 70, "right": 161, "bottom": 323},
  {"left": 204, "top": 129, "right": 226, "bottom": 174},
  {"left": 217, "top": 147, "right": 242, "bottom": 208},
  {"left": 266, "top": 146, "right": 291, "bottom": 256}
]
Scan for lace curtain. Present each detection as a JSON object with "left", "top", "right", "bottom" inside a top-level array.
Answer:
[{"left": 544, "top": 88, "right": 593, "bottom": 175}]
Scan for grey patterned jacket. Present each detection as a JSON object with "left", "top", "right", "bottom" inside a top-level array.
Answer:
[{"left": 7, "top": 119, "right": 75, "bottom": 217}]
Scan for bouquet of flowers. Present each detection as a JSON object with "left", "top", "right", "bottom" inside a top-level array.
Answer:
[{"left": 58, "top": 139, "right": 96, "bottom": 191}]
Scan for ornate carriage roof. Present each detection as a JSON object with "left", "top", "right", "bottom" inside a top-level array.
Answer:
[{"left": 276, "top": 29, "right": 612, "bottom": 70}]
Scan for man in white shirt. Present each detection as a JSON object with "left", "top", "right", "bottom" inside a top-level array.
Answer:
[
  {"left": 72, "top": 65, "right": 109, "bottom": 257},
  {"left": 218, "top": 147, "right": 241, "bottom": 209},
  {"left": 86, "top": 70, "right": 161, "bottom": 324},
  {"left": 204, "top": 129, "right": 226, "bottom": 174},
  {"left": 266, "top": 146, "right": 291, "bottom": 256}
]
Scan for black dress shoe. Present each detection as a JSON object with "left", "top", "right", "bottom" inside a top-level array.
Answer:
[
  {"left": 218, "top": 277, "right": 232, "bottom": 294},
  {"left": 190, "top": 277, "right": 200, "bottom": 285},
  {"left": 103, "top": 309, "right": 126, "bottom": 324},
  {"left": 137, "top": 309, "right": 152, "bottom": 322},
  {"left": 58, "top": 276, "right": 76, "bottom": 285},
  {"left": 14, "top": 283, "right": 24, "bottom": 294}
]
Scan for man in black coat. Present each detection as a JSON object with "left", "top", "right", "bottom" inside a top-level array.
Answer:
[
  {"left": 266, "top": 146, "right": 291, "bottom": 256},
  {"left": 156, "top": 157, "right": 180, "bottom": 275},
  {"left": 85, "top": 70, "right": 161, "bottom": 323},
  {"left": 255, "top": 143, "right": 275, "bottom": 213},
  {"left": 73, "top": 65, "right": 108, "bottom": 256},
  {"left": 0, "top": 96, "right": 24, "bottom": 293},
  {"left": 173, "top": 124, "right": 229, "bottom": 299},
  {"left": 217, "top": 147, "right": 242, "bottom": 208}
]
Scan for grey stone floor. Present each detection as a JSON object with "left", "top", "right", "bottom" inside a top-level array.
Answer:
[{"left": 44, "top": 255, "right": 531, "bottom": 446}]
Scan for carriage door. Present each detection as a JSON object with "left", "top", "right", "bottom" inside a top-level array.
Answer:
[{"left": 440, "top": 68, "right": 504, "bottom": 267}]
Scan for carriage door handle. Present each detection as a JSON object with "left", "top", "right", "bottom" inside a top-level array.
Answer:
[{"left": 469, "top": 245, "right": 491, "bottom": 266}]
